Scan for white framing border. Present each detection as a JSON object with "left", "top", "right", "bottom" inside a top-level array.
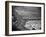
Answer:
[{"left": 9, "top": 3, "right": 44, "bottom": 35}]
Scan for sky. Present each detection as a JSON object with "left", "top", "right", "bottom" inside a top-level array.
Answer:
[{"left": 12, "top": 6, "right": 41, "bottom": 19}]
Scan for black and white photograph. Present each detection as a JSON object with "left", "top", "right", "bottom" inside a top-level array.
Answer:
[
  {"left": 12, "top": 6, "right": 41, "bottom": 31},
  {"left": 5, "top": 1, "right": 45, "bottom": 36}
]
